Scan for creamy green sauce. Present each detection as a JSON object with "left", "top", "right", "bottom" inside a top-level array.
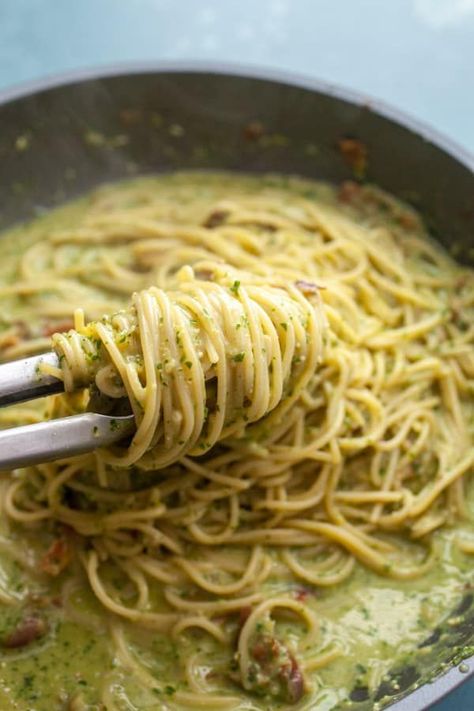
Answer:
[
  {"left": 0, "top": 173, "right": 472, "bottom": 710},
  {"left": 0, "top": 533, "right": 472, "bottom": 710}
]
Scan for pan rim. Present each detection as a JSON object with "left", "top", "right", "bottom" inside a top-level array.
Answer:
[{"left": 0, "top": 58, "right": 472, "bottom": 175}]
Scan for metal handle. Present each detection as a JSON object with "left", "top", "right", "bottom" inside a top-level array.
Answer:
[
  {"left": 0, "top": 413, "right": 135, "bottom": 470},
  {"left": 0, "top": 352, "right": 64, "bottom": 407}
]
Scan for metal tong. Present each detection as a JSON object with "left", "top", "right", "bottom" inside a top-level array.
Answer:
[{"left": 0, "top": 353, "right": 134, "bottom": 470}]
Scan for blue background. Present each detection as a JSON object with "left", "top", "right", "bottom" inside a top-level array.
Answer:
[{"left": 0, "top": 0, "right": 472, "bottom": 708}]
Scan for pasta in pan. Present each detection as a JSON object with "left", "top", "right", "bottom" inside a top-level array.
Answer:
[{"left": 0, "top": 172, "right": 472, "bottom": 710}]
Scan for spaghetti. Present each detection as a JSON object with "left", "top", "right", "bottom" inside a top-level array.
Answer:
[
  {"left": 49, "top": 265, "right": 324, "bottom": 469},
  {"left": 0, "top": 172, "right": 472, "bottom": 709}
]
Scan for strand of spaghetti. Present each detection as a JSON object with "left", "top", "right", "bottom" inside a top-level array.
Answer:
[
  {"left": 172, "top": 616, "right": 228, "bottom": 643},
  {"left": 288, "top": 520, "right": 433, "bottom": 578},
  {"left": 164, "top": 586, "right": 263, "bottom": 613},
  {"left": 366, "top": 313, "right": 443, "bottom": 348},
  {"left": 409, "top": 451, "right": 474, "bottom": 517},
  {"left": 113, "top": 522, "right": 183, "bottom": 555},
  {"left": 303, "top": 646, "right": 344, "bottom": 671},
  {"left": 84, "top": 550, "right": 177, "bottom": 630},
  {"left": 172, "top": 690, "right": 241, "bottom": 709},
  {"left": 282, "top": 548, "right": 355, "bottom": 586},
  {"left": 457, "top": 538, "right": 474, "bottom": 554},
  {"left": 174, "top": 546, "right": 268, "bottom": 595},
  {"left": 335, "top": 491, "right": 403, "bottom": 503},
  {"left": 132, "top": 554, "right": 181, "bottom": 585},
  {"left": 114, "top": 558, "right": 150, "bottom": 610}
]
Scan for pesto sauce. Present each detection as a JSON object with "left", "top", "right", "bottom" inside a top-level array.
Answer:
[{"left": 0, "top": 173, "right": 472, "bottom": 710}]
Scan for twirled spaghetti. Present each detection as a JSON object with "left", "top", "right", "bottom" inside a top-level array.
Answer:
[
  {"left": 0, "top": 172, "right": 472, "bottom": 710},
  {"left": 49, "top": 265, "right": 323, "bottom": 469}
]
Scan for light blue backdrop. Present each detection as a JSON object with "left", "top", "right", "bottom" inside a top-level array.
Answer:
[
  {"left": 0, "top": 0, "right": 472, "bottom": 709},
  {"left": 1, "top": 0, "right": 474, "bottom": 153}
]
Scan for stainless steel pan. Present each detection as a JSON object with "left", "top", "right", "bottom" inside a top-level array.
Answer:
[{"left": 0, "top": 63, "right": 472, "bottom": 710}]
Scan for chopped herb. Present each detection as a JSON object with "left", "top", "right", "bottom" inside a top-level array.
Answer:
[
  {"left": 232, "top": 352, "right": 245, "bottom": 363},
  {"left": 18, "top": 674, "right": 36, "bottom": 700},
  {"left": 230, "top": 280, "right": 240, "bottom": 296}
]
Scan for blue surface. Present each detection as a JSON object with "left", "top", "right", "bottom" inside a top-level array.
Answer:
[{"left": 0, "top": 1, "right": 473, "bottom": 709}]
